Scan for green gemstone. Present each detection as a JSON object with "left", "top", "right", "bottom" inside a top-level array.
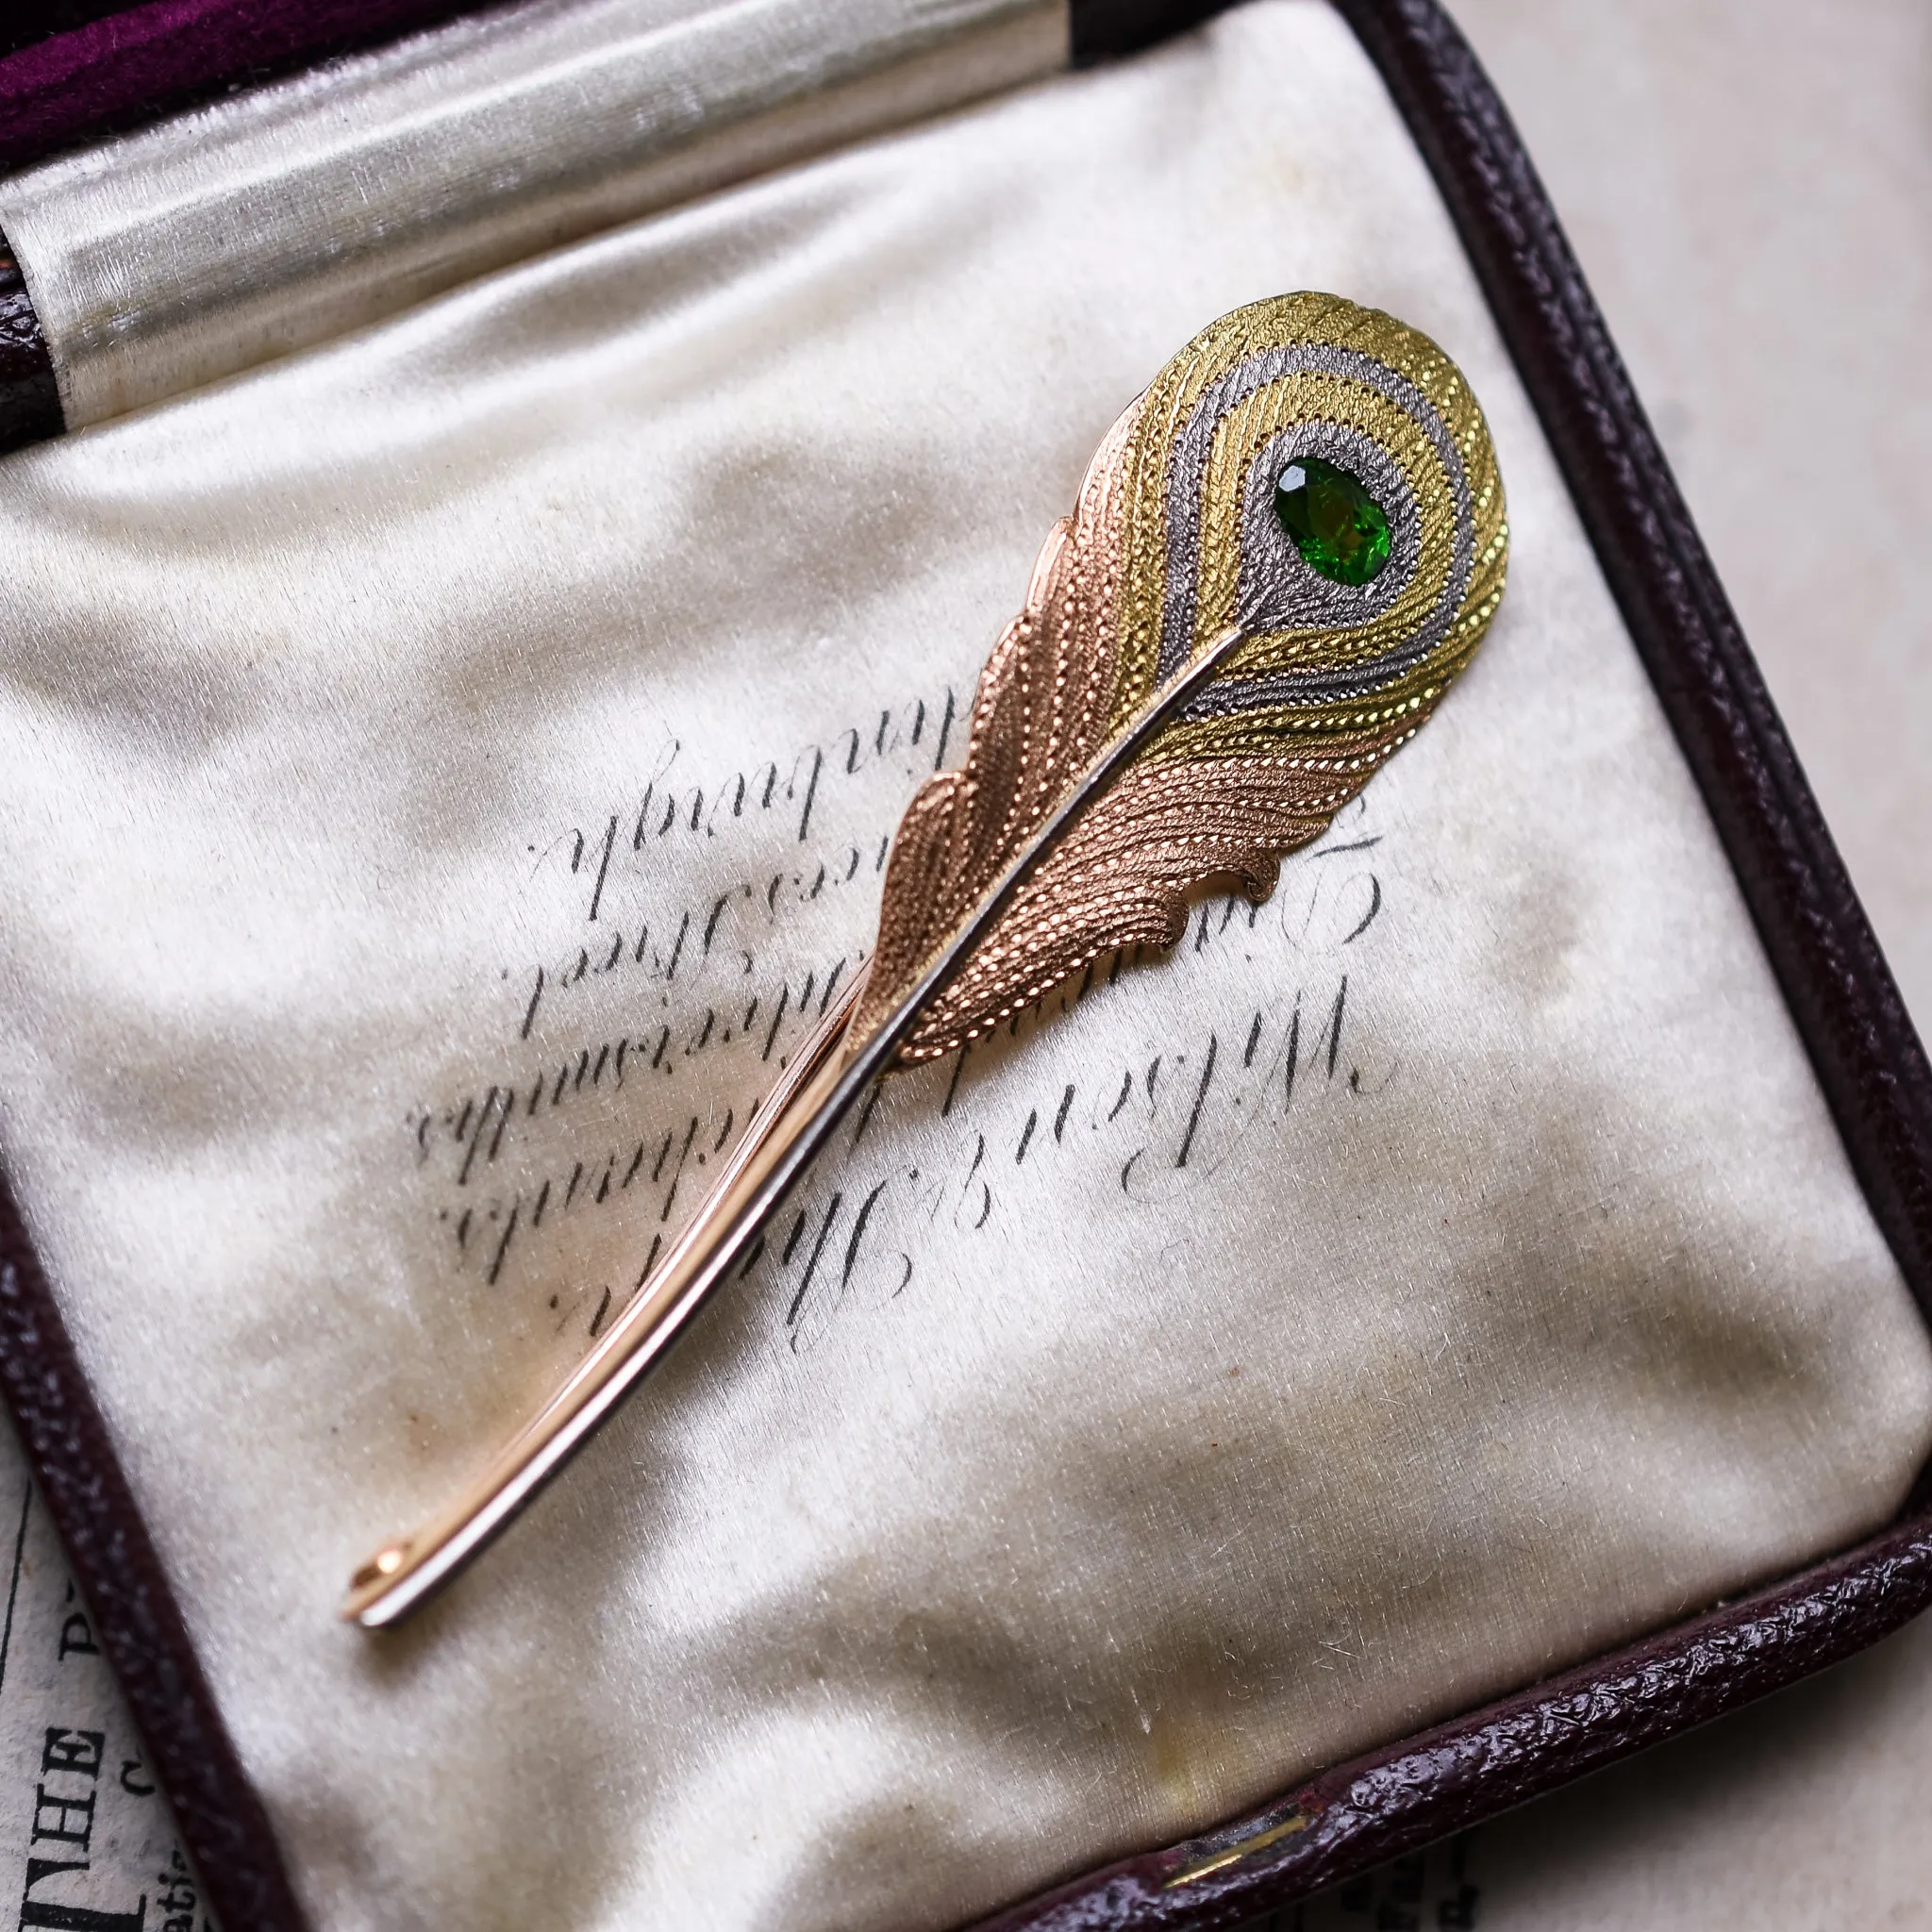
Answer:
[{"left": 1273, "top": 455, "right": 1392, "bottom": 587}]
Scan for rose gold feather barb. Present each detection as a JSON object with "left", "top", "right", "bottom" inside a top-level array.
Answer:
[{"left": 342, "top": 291, "right": 1507, "bottom": 1626}]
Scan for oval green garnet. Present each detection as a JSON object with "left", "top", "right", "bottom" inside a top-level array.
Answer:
[{"left": 1273, "top": 455, "right": 1392, "bottom": 587}]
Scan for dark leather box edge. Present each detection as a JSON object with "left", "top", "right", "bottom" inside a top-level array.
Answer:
[
  {"left": 971, "top": 1505, "right": 1932, "bottom": 1929},
  {"left": 0, "top": 3, "right": 1927, "bottom": 1929}
]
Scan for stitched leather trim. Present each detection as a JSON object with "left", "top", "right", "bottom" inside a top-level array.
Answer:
[{"left": 0, "top": 247, "right": 61, "bottom": 454}]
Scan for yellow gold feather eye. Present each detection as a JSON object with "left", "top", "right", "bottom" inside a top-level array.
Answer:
[
  {"left": 858, "top": 291, "right": 1508, "bottom": 1060},
  {"left": 1117, "top": 291, "right": 1506, "bottom": 747},
  {"left": 342, "top": 292, "right": 1509, "bottom": 1627}
]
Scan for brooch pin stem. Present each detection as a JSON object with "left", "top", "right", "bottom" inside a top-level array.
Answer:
[{"left": 341, "top": 966, "right": 866, "bottom": 1625}]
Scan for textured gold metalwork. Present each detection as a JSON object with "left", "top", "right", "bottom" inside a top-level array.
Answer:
[
  {"left": 343, "top": 293, "right": 1511, "bottom": 1624},
  {"left": 858, "top": 291, "right": 1508, "bottom": 1059}
]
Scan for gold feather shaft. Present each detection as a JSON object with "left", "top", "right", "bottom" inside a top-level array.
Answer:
[
  {"left": 344, "top": 291, "right": 1507, "bottom": 1624},
  {"left": 342, "top": 627, "right": 1250, "bottom": 1625}
]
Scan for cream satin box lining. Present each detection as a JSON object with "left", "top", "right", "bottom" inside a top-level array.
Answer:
[
  {"left": 0, "top": 3, "right": 1927, "bottom": 1930},
  {"left": 0, "top": 0, "right": 1073, "bottom": 425}
]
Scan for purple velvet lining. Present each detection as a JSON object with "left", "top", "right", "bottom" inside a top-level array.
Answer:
[{"left": 0, "top": 0, "right": 496, "bottom": 174}]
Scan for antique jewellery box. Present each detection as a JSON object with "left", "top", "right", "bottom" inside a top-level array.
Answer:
[{"left": 1, "top": 3, "right": 1930, "bottom": 1928}]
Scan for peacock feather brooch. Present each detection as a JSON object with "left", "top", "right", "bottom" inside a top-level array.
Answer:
[{"left": 345, "top": 290, "right": 1509, "bottom": 1624}]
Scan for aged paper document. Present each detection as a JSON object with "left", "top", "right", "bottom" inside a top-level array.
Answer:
[{"left": 0, "top": 1423, "right": 210, "bottom": 1930}]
